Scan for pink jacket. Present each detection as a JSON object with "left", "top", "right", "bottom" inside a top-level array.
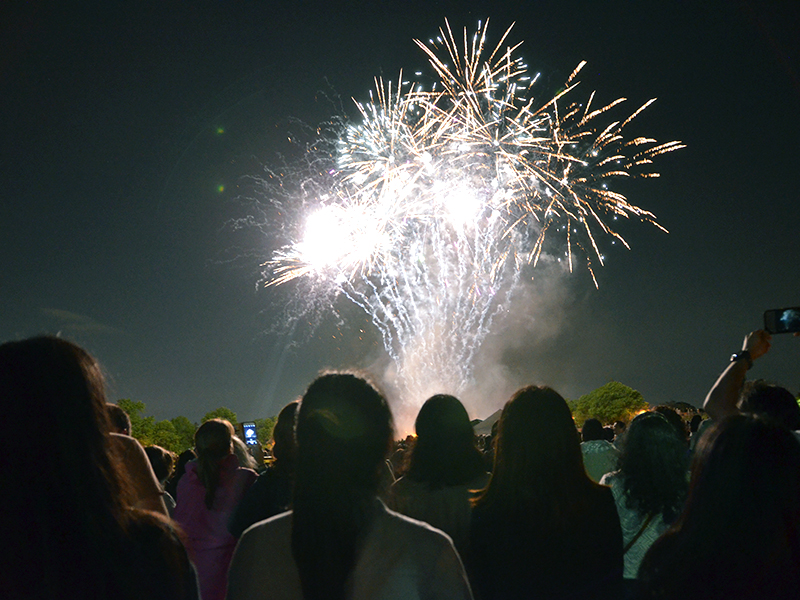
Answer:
[{"left": 174, "top": 454, "right": 256, "bottom": 600}]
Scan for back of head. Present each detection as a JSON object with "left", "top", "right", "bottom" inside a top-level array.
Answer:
[
  {"left": 144, "top": 445, "right": 176, "bottom": 485},
  {"left": 232, "top": 435, "right": 258, "bottom": 470},
  {"left": 0, "top": 336, "right": 126, "bottom": 511},
  {"left": 689, "top": 414, "right": 702, "bottom": 434},
  {"left": 740, "top": 380, "right": 800, "bottom": 431},
  {"left": 688, "top": 415, "right": 800, "bottom": 542},
  {"left": 653, "top": 405, "right": 688, "bottom": 444},
  {"left": 194, "top": 419, "right": 234, "bottom": 509},
  {"left": 640, "top": 415, "right": 800, "bottom": 598},
  {"left": 292, "top": 372, "right": 394, "bottom": 600},
  {"left": 0, "top": 336, "right": 129, "bottom": 597},
  {"left": 581, "top": 418, "right": 605, "bottom": 442},
  {"left": 195, "top": 418, "right": 233, "bottom": 458},
  {"left": 477, "top": 386, "right": 588, "bottom": 518},
  {"left": 617, "top": 411, "right": 688, "bottom": 521},
  {"left": 165, "top": 448, "right": 197, "bottom": 499},
  {"left": 295, "top": 372, "right": 393, "bottom": 494},
  {"left": 272, "top": 400, "right": 299, "bottom": 468},
  {"left": 106, "top": 403, "right": 132, "bottom": 435},
  {"left": 407, "top": 394, "right": 484, "bottom": 487}
]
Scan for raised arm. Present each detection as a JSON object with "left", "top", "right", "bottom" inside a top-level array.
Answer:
[{"left": 703, "top": 330, "right": 771, "bottom": 421}]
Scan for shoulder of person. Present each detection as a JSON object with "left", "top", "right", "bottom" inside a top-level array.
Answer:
[
  {"left": 110, "top": 431, "right": 144, "bottom": 455},
  {"left": 239, "top": 465, "right": 259, "bottom": 479},
  {"left": 380, "top": 501, "right": 455, "bottom": 547},
  {"left": 239, "top": 509, "right": 293, "bottom": 542},
  {"left": 599, "top": 470, "right": 621, "bottom": 486},
  {"left": 106, "top": 510, "right": 199, "bottom": 600},
  {"left": 128, "top": 509, "right": 184, "bottom": 544},
  {"left": 127, "top": 510, "right": 195, "bottom": 575}
]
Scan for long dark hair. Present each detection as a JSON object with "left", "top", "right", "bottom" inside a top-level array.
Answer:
[
  {"left": 0, "top": 336, "right": 132, "bottom": 598},
  {"left": 194, "top": 418, "right": 234, "bottom": 509},
  {"left": 406, "top": 394, "right": 485, "bottom": 488},
  {"left": 617, "top": 411, "right": 688, "bottom": 523},
  {"left": 473, "top": 386, "right": 597, "bottom": 524},
  {"left": 639, "top": 415, "right": 800, "bottom": 598},
  {"left": 291, "top": 373, "right": 394, "bottom": 600},
  {"left": 271, "top": 400, "right": 299, "bottom": 475}
]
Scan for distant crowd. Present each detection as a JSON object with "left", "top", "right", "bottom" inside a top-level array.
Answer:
[{"left": 2, "top": 329, "right": 799, "bottom": 600}]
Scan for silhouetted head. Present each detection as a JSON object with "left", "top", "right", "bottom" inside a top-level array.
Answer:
[
  {"left": 0, "top": 336, "right": 132, "bottom": 595},
  {"left": 653, "top": 405, "right": 688, "bottom": 444},
  {"left": 165, "top": 448, "right": 196, "bottom": 498},
  {"left": 689, "top": 414, "right": 703, "bottom": 434},
  {"left": 581, "top": 418, "right": 605, "bottom": 441},
  {"left": 407, "top": 394, "right": 484, "bottom": 487},
  {"left": 175, "top": 449, "right": 197, "bottom": 476},
  {"left": 0, "top": 336, "right": 126, "bottom": 508},
  {"left": 476, "top": 386, "right": 591, "bottom": 518},
  {"left": 415, "top": 394, "right": 471, "bottom": 439},
  {"left": 291, "top": 373, "right": 394, "bottom": 600},
  {"left": 499, "top": 386, "right": 582, "bottom": 477},
  {"left": 687, "top": 415, "right": 800, "bottom": 534},
  {"left": 144, "top": 445, "right": 176, "bottom": 485},
  {"left": 195, "top": 419, "right": 234, "bottom": 459},
  {"left": 106, "top": 403, "right": 132, "bottom": 435},
  {"left": 232, "top": 435, "right": 258, "bottom": 470},
  {"left": 622, "top": 411, "right": 682, "bottom": 457},
  {"left": 295, "top": 372, "right": 393, "bottom": 493},
  {"left": 272, "top": 400, "right": 299, "bottom": 467},
  {"left": 740, "top": 380, "right": 800, "bottom": 430},
  {"left": 639, "top": 414, "right": 800, "bottom": 599},
  {"left": 618, "top": 411, "right": 688, "bottom": 521},
  {"left": 194, "top": 419, "right": 234, "bottom": 508}
]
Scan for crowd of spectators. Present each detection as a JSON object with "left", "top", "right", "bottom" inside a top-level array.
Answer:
[{"left": 2, "top": 329, "right": 799, "bottom": 599}]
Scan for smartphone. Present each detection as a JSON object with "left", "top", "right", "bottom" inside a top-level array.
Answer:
[
  {"left": 241, "top": 421, "right": 259, "bottom": 446},
  {"left": 764, "top": 307, "right": 800, "bottom": 334}
]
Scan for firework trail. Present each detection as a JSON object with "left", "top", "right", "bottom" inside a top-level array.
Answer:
[{"left": 259, "top": 19, "right": 683, "bottom": 405}]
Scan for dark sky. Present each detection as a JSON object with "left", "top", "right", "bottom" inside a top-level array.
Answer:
[{"left": 3, "top": 1, "right": 799, "bottom": 431}]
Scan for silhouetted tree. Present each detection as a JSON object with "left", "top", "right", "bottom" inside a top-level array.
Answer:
[
  {"left": 115, "top": 398, "right": 197, "bottom": 454},
  {"left": 569, "top": 381, "right": 649, "bottom": 427},
  {"left": 254, "top": 416, "right": 277, "bottom": 446}
]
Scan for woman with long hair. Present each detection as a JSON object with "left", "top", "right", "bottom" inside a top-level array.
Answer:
[
  {"left": 227, "top": 373, "right": 473, "bottom": 600},
  {"left": 388, "top": 394, "right": 489, "bottom": 555},
  {"left": 599, "top": 412, "right": 688, "bottom": 580},
  {"left": 0, "top": 336, "right": 197, "bottom": 600},
  {"left": 468, "top": 385, "right": 623, "bottom": 599},
  {"left": 174, "top": 419, "right": 256, "bottom": 600},
  {"left": 638, "top": 415, "right": 800, "bottom": 599}
]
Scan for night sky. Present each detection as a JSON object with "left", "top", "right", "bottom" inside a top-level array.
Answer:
[{"left": 3, "top": 1, "right": 799, "bottom": 432}]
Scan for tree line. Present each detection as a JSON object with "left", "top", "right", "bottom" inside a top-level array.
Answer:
[
  {"left": 116, "top": 380, "right": 652, "bottom": 454},
  {"left": 117, "top": 399, "right": 277, "bottom": 455}
]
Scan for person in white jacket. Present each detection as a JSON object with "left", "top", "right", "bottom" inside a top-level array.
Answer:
[{"left": 227, "top": 372, "right": 473, "bottom": 600}]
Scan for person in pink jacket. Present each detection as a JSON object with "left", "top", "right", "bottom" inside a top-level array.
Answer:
[{"left": 174, "top": 419, "right": 256, "bottom": 600}]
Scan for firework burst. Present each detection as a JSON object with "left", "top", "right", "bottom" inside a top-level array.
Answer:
[{"left": 260, "top": 19, "right": 683, "bottom": 402}]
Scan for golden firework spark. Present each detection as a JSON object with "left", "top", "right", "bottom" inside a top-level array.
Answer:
[{"left": 262, "top": 19, "right": 683, "bottom": 399}]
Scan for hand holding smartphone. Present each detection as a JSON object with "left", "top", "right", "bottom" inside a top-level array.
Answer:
[{"left": 764, "top": 307, "right": 800, "bottom": 334}]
